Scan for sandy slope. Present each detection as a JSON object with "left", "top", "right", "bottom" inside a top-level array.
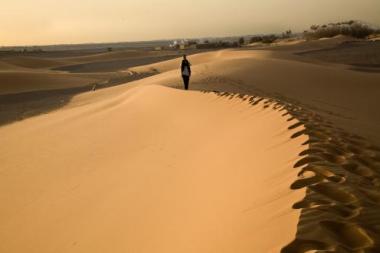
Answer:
[
  {"left": 0, "top": 50, "right": 185, "bottom": 95},
  {"left": 60, "top": 50, "right": 170, "bottom": 63},
  {"left": 0, "top": 71, "right": 99, "bottom": 95},
  {"left": 0, "top": 56, "right": 71, "bottom": 69},
  {"left": 128, "top": 48, "right": 380, "bottom": 146},
  {"left": 0, "top": 84, "right": 306, "bottom": 253},
  {"left": 1, "top": 38, "right": 380, "bottom": 252},
  {"left": 125, "top": 47, "right": 380, "bottom": 252}
]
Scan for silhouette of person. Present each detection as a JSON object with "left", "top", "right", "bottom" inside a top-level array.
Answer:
[{"left": 181, "top": 55, "right": 191, "bottom": 90}]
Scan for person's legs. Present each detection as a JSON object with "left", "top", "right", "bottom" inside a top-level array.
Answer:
[
  {"left": 182, "top": 75, "right": 185, "bottom": 89},
  {"left": 182, "top": 76, "right": 189, "bottom": 90},
  {"left": 185, "top": 76, "right": 189, "bottom": 90}
]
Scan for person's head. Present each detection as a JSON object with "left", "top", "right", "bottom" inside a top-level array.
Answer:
[{"left": 183, "top": 54, "right": 187, "bottom": 60}]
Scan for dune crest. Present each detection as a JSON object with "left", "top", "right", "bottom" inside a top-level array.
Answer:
[{"left": 0, "top": 84, "right": 307, "bottom": 253}]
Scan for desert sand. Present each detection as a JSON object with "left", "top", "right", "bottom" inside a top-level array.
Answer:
[
  {"left": 130, "top": 39, "right": 380, "bottom": 146},
  {"left": 0, "top": 49, "right": 192, "bottom": 126},
  {"left": 0, "top": 49, "right": 185, "bottom": 95},
  {"left": 0, "top": 83, "right": 306, "bottom": 253},
  {"left": 1, "top": 37, "right": 380, "bottom": 252}
]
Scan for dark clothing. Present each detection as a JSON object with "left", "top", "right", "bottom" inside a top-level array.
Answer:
[
  {"left": 181, "top": 59, "right": 191, "bottom": 75},
  {"left": 181, "top": 59, "right": 191, "bottom": 90},
  {"left": 182, "top": 75, "right": 190, "bottom": 90}
]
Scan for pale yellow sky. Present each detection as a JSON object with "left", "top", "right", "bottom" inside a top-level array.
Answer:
[{"left": 1, "top": 0, "right": 380, "bottom": 46}]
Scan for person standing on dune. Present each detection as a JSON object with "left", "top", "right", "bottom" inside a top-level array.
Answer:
[{"left": 181, "top": 55, "right": 191, "bottom": 90}]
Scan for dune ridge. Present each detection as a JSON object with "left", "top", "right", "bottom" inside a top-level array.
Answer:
[
  {"left": 128, "top": 47, "right": 380, "bottom": 146},
  {"left": 0, "top": 84, "right": 307, "bottom": 253},
  {"left": 125, "top": 45, "right": 380, "bottom": 252},
  {"left": 0, "top": 49, "right": 187, "bottom": 95},
  {"left": 1, "top": 37, "right": 380, "bottom": 252},
  {"left": 203, "top": 90, "right": 380, "bottom": 252},
  {"left": 0, "top": 71, "right": 100, "bottom": 95}
]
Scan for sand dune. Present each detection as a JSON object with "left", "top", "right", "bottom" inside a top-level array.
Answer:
[
  {"left": 53, "top": 55, "right": 182, "bottom": 73},
  {"left": 129, "top": 50, "right": 232, "bottom": 74},
  {"left": 0, "top": 49, "right": 187, "bottom": 95},
  {"left": 296, "top": 40, "right": 380, "bottom": 70},
  {"left": 128, "top": 48, "right": 380, "bottom": 146},
  {"left": 0, "top": 84, "right": 306, "bottom": 253},
  {"left": 50, "top": 50, "right": 183, "bottom": 73},
  {"left": 0, "top": 56, "right": 71, "bottom": 69},
  {"left": 0, "top": 61, "right": 27, "bottom": 70},
  {"left": 126, "top": 47, "right": 380, "bottom": 252},
  {"left": 61, "top": 50, "right": 170, "bottom": 63},
  {"left": 1, "top": 38, "right": 380, "bottom": 252},
  {"left": 0, "top": 71, "right": 99, "bottom": 95},
  {"left": 255, "top": 35, "right": 359, "bottom": 52}
]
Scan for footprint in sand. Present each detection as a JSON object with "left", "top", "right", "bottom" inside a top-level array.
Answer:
[{"left": 320, "top": 220, "right": 374, "bottom": 250}]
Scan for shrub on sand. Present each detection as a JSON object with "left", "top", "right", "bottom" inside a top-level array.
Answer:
[{"left": 304, "top": 20, "right": 378, "bottom": 39}]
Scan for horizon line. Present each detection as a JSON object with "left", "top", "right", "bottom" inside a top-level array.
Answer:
[{"left": 0, "top": 30, "right": 302, "bottom": 49}]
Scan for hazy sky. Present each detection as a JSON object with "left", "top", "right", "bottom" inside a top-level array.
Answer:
[{"left": 1, "top": 0, "right": 380, "bottom": 46}]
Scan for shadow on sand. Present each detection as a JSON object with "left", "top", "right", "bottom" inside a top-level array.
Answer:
[{"left": 201, "top": 89, "right": 380, "bottom": 253}]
